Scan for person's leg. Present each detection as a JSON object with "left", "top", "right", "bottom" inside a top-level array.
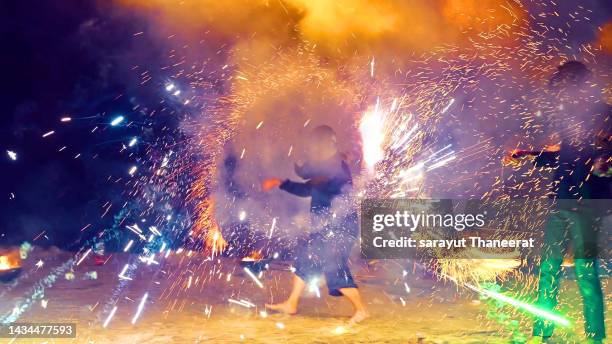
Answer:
[
  {"left": 532, "top": 258, "right": 563, "bottom": 339},
  {"left": 533, "top": 212, "right": 566, "bottom": 340},
  {"left": 574, "top": 259, "right": 605, "bottom": 342},
  {"left": 338, "top": 287, "right": 369, "bottom": 324},
  {"left": 566, "top": 209, "right": 606, "bottom": 341},
  {"left": 266, "top": 232, "right": 322, "bottom": 314},
  {"left": 329, "top": 213, "right": 368, "bottom": 324},
  {"left": 325, "top": 250, "right": 369, "bottom": 323},
  {"left": 265, "top": 274, "right": 306, "bottom": 314}
]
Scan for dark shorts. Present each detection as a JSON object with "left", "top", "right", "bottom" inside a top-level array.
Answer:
[{"left": 294, "top": 212, "right": 358, "bottom": 296}]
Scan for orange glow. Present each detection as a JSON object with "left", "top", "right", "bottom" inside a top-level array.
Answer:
[
  {"left": 241, "top": 251, "right": 263, "bottom": 262},
  {"left": 596, "top": 21, "right": 612, "bottom": 54},
  {"left": 190, "top": 193, "right": 228, "bottom": 255},
  {"left": 116, "top": 0, "right": 526, "bottom": 58},
  {"left": 442, "top": 0, "right": 524, "bottom": 32},
  {"left": 0, "top": 249, "right": 21, "bottom": 271},
  {"left": 543, "top": 143, "right": 561, "bottom": 152},
  {"left": 205, "top": 223, "right": 228, "bottom": 256}
]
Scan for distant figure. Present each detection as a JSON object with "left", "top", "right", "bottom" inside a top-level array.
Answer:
[
  {"left": 505, "top": 61, "right": 610, "bottom": 344},
  {"left": 262, "top": 125, "right": 369, "bottom": 325}
]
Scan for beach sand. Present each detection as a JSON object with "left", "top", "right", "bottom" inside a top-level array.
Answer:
[{"left": 0, "top": 247, "right": 609, "bottom": 344}]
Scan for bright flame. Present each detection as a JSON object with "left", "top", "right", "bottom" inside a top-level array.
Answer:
[
  {"left": 205, "top": 224, "right": 228, "bottom": 256},
  {"left": 0, "top": 256, "right": 11, "bottom": 270},
  {"left": 190, "top": 195, "right": 228, "bottom": 255},
  {"left": 0, "top": 250, "right": 21, "bottom": 271},
  {"left": 359, "top": 104, "right": 385, "bottom": 169}
]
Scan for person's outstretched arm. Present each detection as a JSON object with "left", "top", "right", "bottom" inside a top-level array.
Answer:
[
  {"left": 279, "top": 179, "right": 312, "bottom": 197},
  {"left": 503, "top": 145, "right": 560, "bottom": 167},
  {"left": 533, "top": 151, "right": 559, "bottom": 167}
]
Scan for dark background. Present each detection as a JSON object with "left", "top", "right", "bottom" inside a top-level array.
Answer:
[{"left": 0, "top": 1, "right": 175, "bottom": 248}]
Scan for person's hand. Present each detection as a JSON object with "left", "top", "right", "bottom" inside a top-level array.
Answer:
[
  {"left": 502, "top": 149, "right": 526, "bottom": 166},
  {"left": 262, "top": 178, "right": 282, "bottom": 192},
  {"left": 593, "top": 158, "right": 612, "bottom": 177}
]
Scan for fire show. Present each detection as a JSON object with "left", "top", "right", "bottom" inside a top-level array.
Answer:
[{"left": 1, "top": 0, "right": 611, "bottom": 343}]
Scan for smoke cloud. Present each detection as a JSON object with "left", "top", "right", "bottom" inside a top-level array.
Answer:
[{"left": 112, "top": 0, "right": 612, "bottom": 253}]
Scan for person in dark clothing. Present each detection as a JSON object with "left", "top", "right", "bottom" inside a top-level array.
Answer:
[
  {"left": 262, "top": 125, "right": 368, "bottom": 325},
  {"left": 504, "top": 61, "right": 610, "bottom": 344}
]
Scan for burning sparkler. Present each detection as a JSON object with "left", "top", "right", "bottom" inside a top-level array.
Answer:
[{"left": 359, "top": 101, "right": 386, "bottom": 170}]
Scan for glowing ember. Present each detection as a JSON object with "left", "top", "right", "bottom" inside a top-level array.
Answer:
[{"left": 241, "top": 251, "right": 263, "bottom": 262}]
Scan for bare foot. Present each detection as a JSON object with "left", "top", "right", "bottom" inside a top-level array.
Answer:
[
  {"left": 348, "top": 310, "right": 369, "bottom": 325},
  {"left": 265, "top": 302, "right": 297, "bottom": 315}
]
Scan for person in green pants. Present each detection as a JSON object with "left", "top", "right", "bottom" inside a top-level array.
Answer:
[
  {"left": 506, "top": 61, "right": 611, "bottom": 344},
  {"left": 531, "top": 205, "right": 605, "bottom": 343}
]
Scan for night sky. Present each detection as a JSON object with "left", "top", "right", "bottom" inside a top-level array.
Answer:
[{"left": 0, "top": 1, "right": 170, "bottom": 248}]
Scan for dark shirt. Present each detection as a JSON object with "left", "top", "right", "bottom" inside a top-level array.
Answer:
[
  {"left": 279, "top": 154, "right": 352, "bottom": 213},
  {"left": 535, "top": 103, "right": 611, "bottom": 199}
]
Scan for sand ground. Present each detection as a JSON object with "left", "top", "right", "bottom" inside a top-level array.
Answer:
[{"left": 0, "top": 248, "right": 609, "bottom": 344}]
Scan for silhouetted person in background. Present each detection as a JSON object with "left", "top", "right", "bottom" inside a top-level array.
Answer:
[{"left": 505, "top": 61, "right": 610, "bottom": 344}]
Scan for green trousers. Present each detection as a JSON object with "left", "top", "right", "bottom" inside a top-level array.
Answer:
[{"left": 533, "top": 209, "right": 605, "bottom": 340}]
